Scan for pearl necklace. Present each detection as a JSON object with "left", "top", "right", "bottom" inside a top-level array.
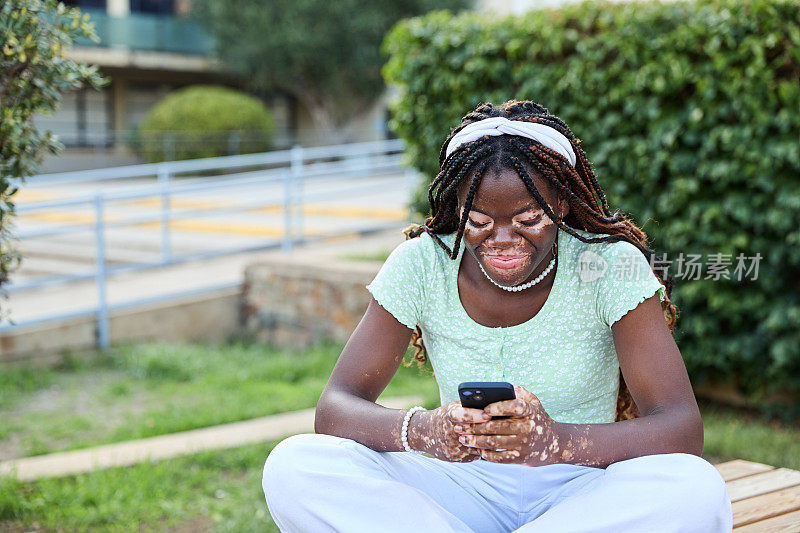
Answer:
[{"left": 477, "top": 245, "right": 557, "bottom": 292}]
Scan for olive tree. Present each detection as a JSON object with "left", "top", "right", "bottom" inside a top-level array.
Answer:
[{"left": 0, "top": 0, "right": 106, "bottom": 312}]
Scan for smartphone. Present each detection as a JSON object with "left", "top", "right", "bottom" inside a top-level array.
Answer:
[{"left": 458, "top": 381, "right": 516, "bottom": 420}]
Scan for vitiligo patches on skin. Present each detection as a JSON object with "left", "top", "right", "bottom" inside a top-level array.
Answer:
[
  {"left": 442, "top": 386, "right": 570, "bottom": 466},
  {"left": 460, "top": 206, "right": 555, "bottom": 235},
  {"left": 519, "top": 208, "right": 555, "bottom": 234},
  {"left": 550, "top": 425, "right": 601, "bottom": 467},
  {"left": 409, "top": 401, "right": 483, "bottom": 462},
  {"left": 410, "top": 385, "right": 605, "bottom": 468}
]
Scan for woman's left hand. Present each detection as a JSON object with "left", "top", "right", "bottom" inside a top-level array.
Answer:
[{"left": 453, "top": 385, "right": 564, "bottom": 465}]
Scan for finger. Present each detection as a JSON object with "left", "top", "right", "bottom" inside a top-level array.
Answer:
[
  {"left": 480, "top": 447, "right": 522, "bottom": 462},
  {"left": 447, "top": 433, "right": 479, "bottom": 457},
  {"left": 458, "top": 434, "right": 518, "bottom": 450},
  {"left": 449, "top": 405, "right": 492, "bottom": 423},
  {"left": 484, "top": 398, "right": 533, "bottom": 418},
  {"left": 458, "top": 441, "right": 482, "bottom": 458},
  {"left": 455, "top": 449, "right": 482, "bottom": 462},
  {"left": 513, "top": 385, "right": 540, "bottom": 405},
  {"left": 454, "top": 419, "right": 519, "bottom": 435}
]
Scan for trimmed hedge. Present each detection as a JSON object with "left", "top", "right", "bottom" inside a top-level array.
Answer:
[
  {"left": 382, "top": 0, "right": 800, "bottom": 417},
  {"left": 138, "top": 85, "right": 275, "bottom": 162}
]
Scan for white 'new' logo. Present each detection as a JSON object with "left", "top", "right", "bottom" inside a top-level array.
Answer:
[{"left": 576, "top": 250, "right": 608, "bottom": 283}]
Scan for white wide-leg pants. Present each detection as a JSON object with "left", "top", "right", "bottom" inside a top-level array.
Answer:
[{"left": 262, "top": 432, "right": 733, "bottom": 533}]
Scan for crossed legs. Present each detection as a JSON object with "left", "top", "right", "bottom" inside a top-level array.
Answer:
[{"left": 262, "top": 433, "right": 733, "bottom": 533}]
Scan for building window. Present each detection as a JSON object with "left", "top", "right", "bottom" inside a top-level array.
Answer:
[
  {"left": 130, "top": 0, "right": 175, "bottom": 14},
  {"left": 62, "top": 0, "right": 107, "bottom": 8}
]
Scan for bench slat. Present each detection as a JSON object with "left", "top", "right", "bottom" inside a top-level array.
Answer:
[
  {"left": 732, "top": 485, "right": 800, "bottom": 527},
  {"left": 733, "top": 508, "right": 800, "bottom": 531},
  {"left": 716, "top": 459, "right": 776, "bottom": 482},
  {"left": 727, "top": 469, "right": 800, "bottom": 503}
]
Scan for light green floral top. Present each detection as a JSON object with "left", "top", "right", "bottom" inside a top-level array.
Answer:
[{"left": 366, "top": 227, "right": 666, "bottom": 424}]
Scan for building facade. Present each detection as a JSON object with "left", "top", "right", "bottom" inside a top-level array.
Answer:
[{"left": 39, "top": 0, "right": 297, "bottom": 170}]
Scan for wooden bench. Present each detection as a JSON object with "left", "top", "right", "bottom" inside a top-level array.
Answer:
[{"left": 715, "top": 459, "right": 800, "bottom": 531}]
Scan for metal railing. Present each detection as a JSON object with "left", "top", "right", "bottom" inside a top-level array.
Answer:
[{"left": 1, "top": 139, "right": 415, "bottom": 347}]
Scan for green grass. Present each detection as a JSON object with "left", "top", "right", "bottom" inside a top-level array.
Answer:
[
  {"left": 0, "top": 440, "right": 281, "bottom": 532},
  {"left": 700, "top": 400, "right": 800, "bottom": 470},
  {"left": 0, "top": 340, "right": 439, "bottom": 459},
  {"left": 0, "top": 365, "right": 57, "bottom": 409},
  {"left": 339, "top": 249, "right": 392, "bottom": 263},
  {"left": 1, "top": 340, "right": 799, "bottom": 531},
  {"left": 0, "top": 340, "right": 439, "bottom": 532}
]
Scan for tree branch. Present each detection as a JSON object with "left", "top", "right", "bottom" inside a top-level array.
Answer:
[{"left": 0, "top": 60, "right": 30, "bottom": 110}]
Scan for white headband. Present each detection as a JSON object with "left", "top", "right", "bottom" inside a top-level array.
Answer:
[{"left": 445, "top": 116, "right": 577, "bottom": 167}]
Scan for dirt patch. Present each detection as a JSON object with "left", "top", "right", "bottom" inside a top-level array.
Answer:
[
  {"left": 0, "top": 369, "right": 152, "bottom": 460},
  {"left": 166, "top": 515, "right": 216, "bottom": 533}
]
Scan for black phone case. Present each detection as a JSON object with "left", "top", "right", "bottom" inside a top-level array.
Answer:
[{"left": 458, "top": 381, "right": 516, "bottom": 419}]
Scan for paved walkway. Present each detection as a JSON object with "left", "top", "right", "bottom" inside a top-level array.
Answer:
[
  {"left": 0, "top": 395, "right": 425, "bottom": 481},
  {"left": 2, "top": 224, "right": 411, "bottom": 326}
]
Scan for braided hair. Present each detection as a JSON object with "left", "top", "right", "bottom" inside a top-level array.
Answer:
[{"left": 402, "top": 99, "right": 679, "bottom": 422}]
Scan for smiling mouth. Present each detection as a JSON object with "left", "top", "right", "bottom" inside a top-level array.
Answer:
[{"left": 482, "top": 253, "right": 530, "bottom": 271}]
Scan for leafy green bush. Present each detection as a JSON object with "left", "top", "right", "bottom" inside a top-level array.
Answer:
[
  {"left": 137, "top": 85, "right": 275, "bottom": 162},
  {"left": 382, "top": 0, "right": 800, "bottom": 413}
]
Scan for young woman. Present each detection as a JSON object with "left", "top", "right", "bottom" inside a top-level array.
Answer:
[{"left": 262, "top": 100, "right": 733, "bottom": 532}]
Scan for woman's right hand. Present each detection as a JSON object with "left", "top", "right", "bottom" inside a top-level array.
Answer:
[{"left": 407, "top": 401, "right": 490, "bottom": 462}]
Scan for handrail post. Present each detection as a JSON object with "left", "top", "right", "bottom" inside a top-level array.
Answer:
[
  {"left": 282, "top": 168, "right": 293, "bottom": 253},
  {"left": 228, "top": 131, "right": 241, "bottom": 155},
  {"left": 94, "top": 194, "right": 110, "bottom": 351},
  {"left": 158, "top": 165, "right": 172, "bottom": 263},
  {"left": 165, "top": 135, "right": 175, "bottom": 162},
  {"left": 291, "top": 144, "right": 304, "bottom": 244}
]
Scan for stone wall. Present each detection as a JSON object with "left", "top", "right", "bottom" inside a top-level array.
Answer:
[
  {"left": 242, "top": 256, "right": 380, "bottom": 351},
  {"left": 0, "top": 287, "right": 242, "bottom": 365},
  {"left": 0, "top": 255, "right": 382, "bottom": 365}
]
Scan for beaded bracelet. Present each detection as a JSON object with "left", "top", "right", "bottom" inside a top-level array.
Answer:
[{"left": 401, "top": 406, "right": 427, "bottom": 454}]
